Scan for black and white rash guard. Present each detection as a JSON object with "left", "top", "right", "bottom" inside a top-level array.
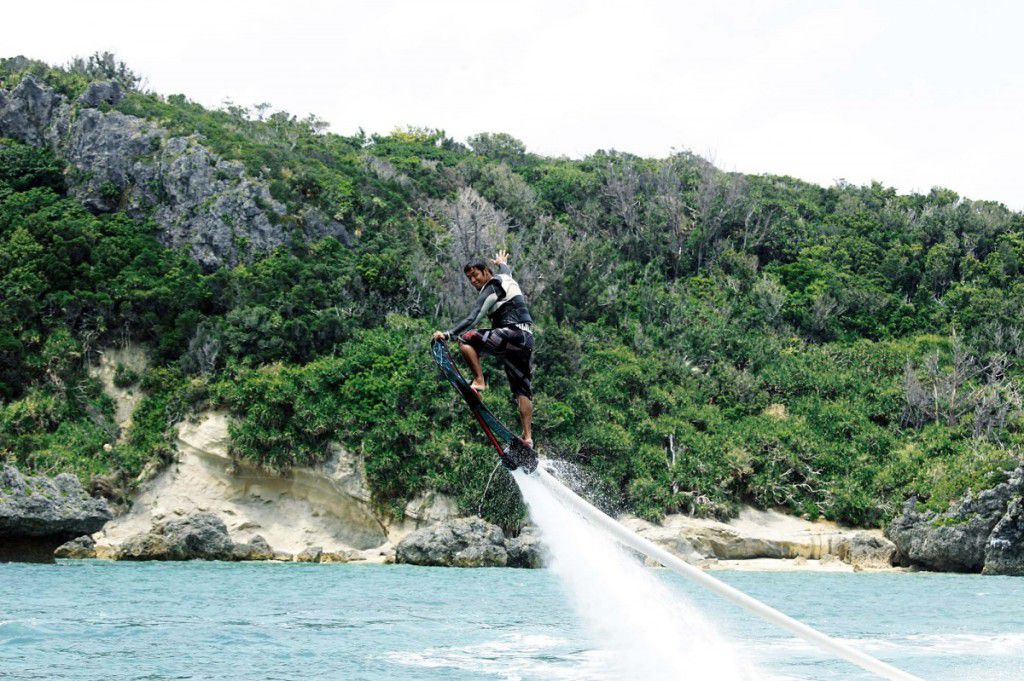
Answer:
[{"left": 444, "top": 263, "right": 534, "bottom": 339}]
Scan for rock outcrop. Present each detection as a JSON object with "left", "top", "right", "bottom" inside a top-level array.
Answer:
[
  {"left": 623, "top": 507, "right": 897, "bottom": 571},
  {"left": 0, "top": 465, "right": 112, "bottom": 561},
  {"left": 505, "top": 525, "right": 546, "bottom": 568},
  {"left": 119, "top": 512, "right": 235, "bottom": 560},
  {"left": 92, "top": 413, "right": 392, "bottom": 559},
  {"left": 985, "top": 495, "right": 1024, "bottom": 575},
  {"left": 91, "top": 411, "right": 459, "bottom": 562},
  {"left": 887, "top": 465, "right": 1024, "bottom": 575},
  {"left": 395, "top": 518, "right": 546, "bottom": 569},
  {"left": 232, "top": 534, "right": 275, "bottom": 561},
  {"left": 54, "top": 534, "right": 98, "bottom": 559},
  {"left": 835, "top": 532, "right": 897, "bottom": 569},
  {"left": 396, "top": 517, "right": 510, "bottom": 567},
  {"left": 0, "top": 75, "right": 289, "bottom": 270}
]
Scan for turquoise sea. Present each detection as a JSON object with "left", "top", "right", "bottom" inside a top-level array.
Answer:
[{"left": 1, "top": 561, "right": 1022, "bottom": 680}]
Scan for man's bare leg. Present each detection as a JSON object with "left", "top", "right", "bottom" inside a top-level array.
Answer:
[
  {"left": 517, "top": 394, "right": 533, "bottom": 447},
  {"left": 459, "top": 342, "right": 487, "bottom": 391}
]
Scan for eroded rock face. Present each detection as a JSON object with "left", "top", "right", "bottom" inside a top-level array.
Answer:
[
  {"left": 232, "top": 534, "right": 274, "bottom": 561},
  {"left": 396, "top": 517, "right": 509, "bottom": 567},
  {"left": 621, "top": 507, "right": 888, "bottom": 569},
  {"left": 119, "top": 512, "right": 235, "bottom": 560},
  {"left": 94, "top": 413, "right": 390, "bottom": 559},
  {"left": 835, "top": 532, "right": 897, "bottom": 570},
  {"left": 0, "top": 75, "right": 289, "bottom": 271},
  {"left": 887, "top": 465, "right": 1024, "bottom": 574},
  {"left": 505, "top": 525, "right": 546, "bottom": 568},
  {"left": 0, "top": 465, "right": 112, "bottom": 539},
  {"left": 0, "top": 75, "right": 69, "bottom": 147},
  {"left": 77, "top": 80, "right": 124, "bottom": 108},
  {"left": 985, "top": 496, "right": 1024, "bottom": 575},
  {"left": 55, "top": 535, "right": 97, "bottom": 559}
]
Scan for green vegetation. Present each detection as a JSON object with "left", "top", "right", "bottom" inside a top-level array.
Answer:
[{"left": 1, "top": 57, "right": 1022, "bottom": 528}]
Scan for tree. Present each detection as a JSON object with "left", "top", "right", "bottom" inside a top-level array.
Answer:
[
  {"left": 467, "top": 132, "right": 527, "bottom": 165},
  {"left": 66, "top": 51, "right": 142, "bottom": 90}
]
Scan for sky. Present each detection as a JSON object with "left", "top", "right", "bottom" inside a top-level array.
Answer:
[{"left": 6, "top": 0, "right": 1024, "bottom": 208}]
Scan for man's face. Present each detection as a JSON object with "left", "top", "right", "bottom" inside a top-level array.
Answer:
[{"left": 465, "top": 267, "right": 490, "bottom": 290}]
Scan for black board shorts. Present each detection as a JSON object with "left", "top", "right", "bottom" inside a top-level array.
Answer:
[{"left": 459, "top": 327, "right": 534, "bottom": 399}]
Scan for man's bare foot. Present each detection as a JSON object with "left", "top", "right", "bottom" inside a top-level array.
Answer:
[
  {"left": 521, "top": 437, "right": 533, "bottom": 449},
  {"left": 469, "top": 381, "right": 487, "bottom": 391}
]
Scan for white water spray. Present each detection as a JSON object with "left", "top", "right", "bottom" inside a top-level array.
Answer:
[
  {"left": 514, "top": 467, "right": 758, "bottom": 681},
  {"left": 514, "top": 464, "right": 923, "bottom": 681}
]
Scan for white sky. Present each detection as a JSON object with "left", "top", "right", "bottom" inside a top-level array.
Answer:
[{"left": 6, "top": 0, "right": 1024, "bottom": 208}]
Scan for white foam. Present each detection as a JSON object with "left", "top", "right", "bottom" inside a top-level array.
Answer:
[
  {"left": 514, "top": 467, "right": 761, "bottom": 681},
  {"left": 385, "top": 632, "right": 611, "bottom": 680}
]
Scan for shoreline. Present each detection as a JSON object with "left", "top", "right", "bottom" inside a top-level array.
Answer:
[{"left": 21, "top": 409, "right": 901, "bottom": 571}]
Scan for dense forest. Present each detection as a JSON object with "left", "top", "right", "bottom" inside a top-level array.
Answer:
[{"left": 2, "top": 55, "right": 1022, "bottom": 529}]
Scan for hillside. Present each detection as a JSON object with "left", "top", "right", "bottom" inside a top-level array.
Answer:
[{"left": 1, "top": 54, "right": 1022, "bottom": 530}]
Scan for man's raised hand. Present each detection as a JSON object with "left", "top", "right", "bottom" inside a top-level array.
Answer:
[{"left": 492, "top": 249, "right": 509, "bottom": 266}]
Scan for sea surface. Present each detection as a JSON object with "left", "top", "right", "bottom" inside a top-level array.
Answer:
[{"left": 1, "top": 560, "right": 1022, "bottom": 680}]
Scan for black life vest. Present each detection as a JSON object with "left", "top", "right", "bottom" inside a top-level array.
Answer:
[{"left": 487, "top": 273, "right": 533, "bottom": 328}]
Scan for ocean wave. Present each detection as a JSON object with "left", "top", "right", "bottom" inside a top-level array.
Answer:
[
  {"left": 384, "top": 632, "right": 612, "bottom": 680},
  {"left": 0, "top": 619, "right": 54, "bottom": 646}
]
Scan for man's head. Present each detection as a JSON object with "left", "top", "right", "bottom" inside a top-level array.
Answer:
[{"left": 463, "top": 260, "right": 492, "bottom": 290}]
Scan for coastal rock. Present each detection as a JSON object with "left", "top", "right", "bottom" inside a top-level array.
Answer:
[
  {"left": 622, "top": 507, "right": 866, "bottom": 563},
  {"left": 396, "top": 516, "right": 508, "bottom": 567},
  {"left": 296, "top": 546, "right": 323, "bottom": 563},
  {"left": 984, "top": 494, "right": 1024, "bottom": 576},
  {"left": 887, "top": 466, "right": 1024, "bottom": 573},
  {"left": 0, "top": 75, "right": 290, "bottom": 271},
  {"left": 505, "top": 525, "right": 545, "bottom": 568},
  {"left": 320, "top": 550, "right": 353, "bottom": 563},
  {"left": 54, "top": 535, "right": 97, "bottom": 559},
  {"left": 232, "top": 534, "right": 274, "bottom": 561},
  {"left": 119, "top": 512, "right": 235, "bottom": 561},
  {"left": 0, "top": 465, "right": 112, "bottom": 539},
  {"left": 118, "top": 531, "right": 174, "bottom": 560},
  {"left": 93, "top": 413, "right": 389, "bottom": 559},
  {"left": 835, "top": 532, "right": 896, "bottom": 569}
]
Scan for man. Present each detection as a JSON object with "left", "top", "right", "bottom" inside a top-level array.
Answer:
[{"left": 432, "top": 249, "right": 535, "bottom": 448}]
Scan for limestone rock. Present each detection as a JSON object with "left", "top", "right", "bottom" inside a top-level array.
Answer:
[
  {"left": 403, "top": 491, "right": 460, "bottom": 526},
  {"left": 95, "top": 413, "right": 389, "bottom": 559},
  {"left": 887, "top": 466, "right": 1024, "bottom": 573},
  {"left": 54, "top": 534, "right": 97, "bottom": 559},
  {"left": 119, "top": 531, "right": 174, "bottom": 560},
  {"left": 0, "top": 75, "right": 70, "bottom": 147},
  {"left": 232, "top": 534, "right": 275, "bottom": 561},
  {"left": 0, "top": 75, "right": 290, "bottom": 271},
  {"left": 984, "top": 495, "right": 1024, "bottom": 575},
  {"left": 0, "top": 465, "right": 112, "bottom": 538},
  {"left": 119, "top": 512, "right": 235, "bottom": 561},
  {"left": 396, "top": 516, "right": 508, "bottom": 567},
  {"left": 835, "top": 532, "right": 896, "bottom": 569},
  {"left": 77, "top": 80, "right": 124, "bottom": 108},
  {"left": 296, "top": 546, "right": 323, "bottom": 563},
  {"left": 505, "top": 525, "right": 545, "bottom": 568}
]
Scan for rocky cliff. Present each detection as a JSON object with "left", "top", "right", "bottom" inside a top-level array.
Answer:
[
  {"left": 89, "top": 412, "right": 459, "bottom": 562},
  {"left": 0, "top": 465, "right": 111, "bottom": 561},
  {"left": 0, "top": 75, "right": 288, "bottom": 270},
  {"left": 887, "top": 464, "right": 1024, "bottom": 575}
]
